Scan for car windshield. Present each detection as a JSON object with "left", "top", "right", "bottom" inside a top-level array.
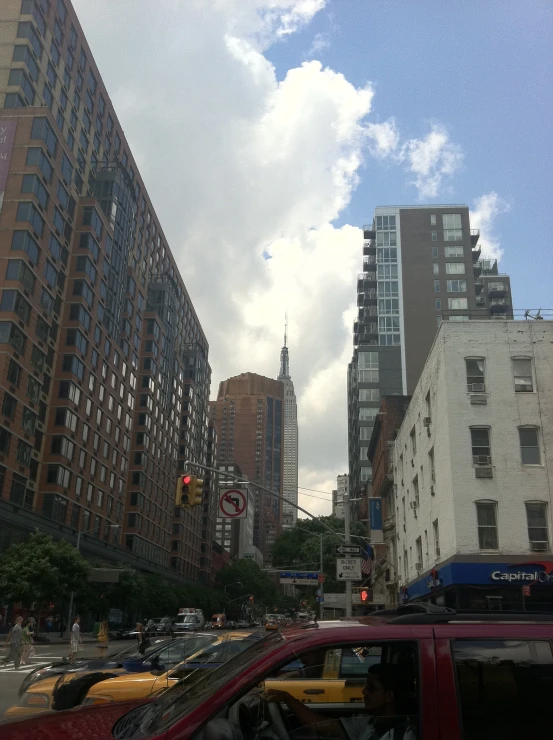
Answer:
[
  {"left": 106, "top": 641, "right": 167, "bottom": 660},
  {"left": 124, "top": 632, "right": 283, "bottom": 737},
  {"left": 183, "top": 615, "right": 196, "bottom": 623}
]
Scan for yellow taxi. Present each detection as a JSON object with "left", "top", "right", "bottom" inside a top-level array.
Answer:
[
  {"left": 4, "top": 633, "right": 253, "bottom": 720},
  {"left": 264, "top": 646, "right": 378, "bottom": 704}
]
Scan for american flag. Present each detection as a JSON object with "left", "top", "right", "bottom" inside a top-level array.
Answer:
[{"left": 361, "top": 542, "right": 374, "bottom": 576}]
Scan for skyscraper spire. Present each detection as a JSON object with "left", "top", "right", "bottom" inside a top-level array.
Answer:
[{"left": 278, "top": 315, "right": 290, "bottom": 379}]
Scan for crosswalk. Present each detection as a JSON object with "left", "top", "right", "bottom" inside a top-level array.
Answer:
[{"left": 0, "top": 655, "right": 64, "bottom": 674}]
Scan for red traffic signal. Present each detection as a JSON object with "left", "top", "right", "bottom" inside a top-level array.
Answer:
[
  {"left": 360, "top": 590, "right": 369, "bottom": 602},
  {"left": 249, "top": 595, "right": 254, "bottom": 603},
  {"left": 182, "top": 475, "right": 192, "bottom": 485}
]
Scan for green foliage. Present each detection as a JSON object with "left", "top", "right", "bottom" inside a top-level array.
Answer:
[
  {"left": 215, "top": 558, "right": 280, "bottom": 609},
  {"left": 0, "top": 530, "right": 90, "bottom": 607},
  {"left": 271, "top": 516, "right": 368, "bottom": 596}
]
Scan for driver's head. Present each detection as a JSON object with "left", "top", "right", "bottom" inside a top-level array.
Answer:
[
  {"left": 301, "top": 648, "right": 325, "bottom": 668},
  {"left": 362, "top": 664, "right": 407, "bottom": 718}
]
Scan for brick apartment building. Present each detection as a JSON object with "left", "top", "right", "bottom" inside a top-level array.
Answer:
[
  {"left": 210, "top": 373, "right": 284, "bottom": 563},
  {"left": 0, "top": 0, "right": 216, "bottom": 583},
  {"left": 367, "top": 395, "right": 410, "bottom": 607}
]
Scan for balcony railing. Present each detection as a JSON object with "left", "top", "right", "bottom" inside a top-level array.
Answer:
[{"left": 470, "top": 229, "right": 480, "bottom": 246}]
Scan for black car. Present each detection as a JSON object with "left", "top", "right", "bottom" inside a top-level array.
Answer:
[
  {"left": 110, "top": 623, "right": 138, "bottom": 640},
  {"left": 17, "top": 638, "right": 169, "bottom": 697}
]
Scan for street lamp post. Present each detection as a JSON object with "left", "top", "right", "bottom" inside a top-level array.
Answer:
[{"left": 66, "top": 524, "right": 120, "bottom": 635}]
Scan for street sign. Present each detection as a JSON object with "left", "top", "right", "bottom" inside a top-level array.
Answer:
[
  {"left": 317, "top": 596, "right": 324, "bottom": 604},
  {"left": 279, "top": 571, "right": 320, "bottom": 586},
  {"left": 218, "top": 487, "right": 248, "bottom": 519},
  {"left": 337, "top": 557, "right": 362, "bottom": 580},
  {"left": 369, "top": 498, "right": 383, "bottom": 531},
  {"left": 318, "top": 573, "right": 325, "bottom": 583},
  {"left": 335, "top": 544, "right": 362, "bottom": 556}
]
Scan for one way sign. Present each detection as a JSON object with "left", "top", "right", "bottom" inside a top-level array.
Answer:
[{"left": 335, "top": 544, "right": 362, "bottom": 556}]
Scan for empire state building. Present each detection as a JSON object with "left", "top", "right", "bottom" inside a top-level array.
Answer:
[{"left": 277, "top": 322, "right": 299, "bottom": 528}]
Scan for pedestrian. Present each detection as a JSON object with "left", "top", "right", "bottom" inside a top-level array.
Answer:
[
  {"left": 135, "top": 622, "right": 146, "bottom": 653},
  {"left": 2, "top": 616, "right": 23, "bottom": 670},
  {"left": 21, "top": 619, "right": 34, "bottom": 665},
  {"left": 96, "top": 620, "right": 109, "bottom": 658},
  {"left": 45, "top": 615, "right": 53, "bottom": 633},
  {"left": 59, "top": 615, "right": 66, "bottom": 638},
  {"left": 68, "top": 616, "right": 82, "bottom": 661}
]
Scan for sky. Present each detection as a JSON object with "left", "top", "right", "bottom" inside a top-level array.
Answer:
[{"left": 73, "top": 0, "right": 553, "bottom": 517}]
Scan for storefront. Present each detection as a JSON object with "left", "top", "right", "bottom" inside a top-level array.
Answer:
[{"left": 401, "top": 560, "right": 553, "bottom": 612}]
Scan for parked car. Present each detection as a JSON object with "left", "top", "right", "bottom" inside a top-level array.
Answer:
[
  {"left": 153, "top": 617, "right": 174, "bottom": 634},
  {"left": 110, "top": 623, "right": 137, "bottom": 640},
  {"left": 235, "top": 620, "right": 249, "bottom": 629},
  {"left": 2, "top": 605, "right": 552, "bottom": 739}
]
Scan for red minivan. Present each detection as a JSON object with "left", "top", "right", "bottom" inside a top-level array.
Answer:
[{"left": 1, "top": 605, "right": 552, "bottom": 740}]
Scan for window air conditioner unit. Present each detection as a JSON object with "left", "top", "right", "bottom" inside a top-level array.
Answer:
[
  {"left": 475, "top": 466, "right": 493, "bottom": 479},
  {"left": 470, "top": 383, "right": 486, "bottom": 392},
  {"left": 423, "top": 417, "right": 431, "bottom": 427},
  {"left": 410, "top": 501, "right": 419, "bottom": 510},
  {"left": 531, "top": 542, "right": 548, "bottom": 552},
  {"left": 415, "top": 562, "right": 423, "bottom": 571},
  {"left": 470, "top": 395, "right": 488, "bottom": 405},
  {"left": 474, "top": 455, "right": 491, "bottom": 465}
]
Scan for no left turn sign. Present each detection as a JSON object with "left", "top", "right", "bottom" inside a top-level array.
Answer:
[{"left": 218, "top": 487, "right": 248, "bottom": 519}]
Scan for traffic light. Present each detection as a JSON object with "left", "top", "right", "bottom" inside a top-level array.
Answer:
[
  {"left": 190, "top": 476, "right": 204, "bottom": 506},
  {"left": 176, "top": 474, "right": 192, "bottom": 507},
  {"left": 360, "top": 590, "right": 369, "bottom": 602},
  {"left": 249, "top": 595, "right": 254, "bottom": 603}
]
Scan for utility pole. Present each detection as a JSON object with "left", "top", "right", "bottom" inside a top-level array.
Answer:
[
  {"left": 319, "top": 534, "right": 324, "bottom": 621},
  {"left": 345, "top": 493, "right": 352, "bottom": 618}
]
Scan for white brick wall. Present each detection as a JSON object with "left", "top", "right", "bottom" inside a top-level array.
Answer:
[{"left": 393, "top": 321, "right": 553, "bottom": 587}]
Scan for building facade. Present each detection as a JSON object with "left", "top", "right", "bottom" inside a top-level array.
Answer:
[
  {"left": 0, "top": 0, "right": 214, "bottom": 583},
  {"left": 277, "top": 323, "right": 298, "bottom": 528},
  {"left": 367, "top": 396, "right": 411, "bottom": 607},
  {"left": 348, "top": 205, "right": 513, "bottom": 500},
  {"left": 210, "top": 373, "right": 284, "bottom": 563},
  {"left": 332, "top": 474, "right": 348, "bottom": 519},
  {"left": 393, "top": 321, "right": 553, "bottom": 612},
  {"left": 214, "top": 462, "right": 255, "bottom": 560}
]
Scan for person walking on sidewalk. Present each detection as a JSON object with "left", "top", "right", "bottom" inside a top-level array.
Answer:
[
  {"left": 96, "top": 620, "right": 109, "bottom": 658},
  {"left": 68, "top": 616, "right": 82, "bottom": 661},
  {"left": 59, "top": 615, "right": 66, "bottom": 638},
  {"left": 2, "top": 616, "right": 23, "bottom": 670},
  {"left": 20, "top": 619, "right": 35, "bottom": 665}
]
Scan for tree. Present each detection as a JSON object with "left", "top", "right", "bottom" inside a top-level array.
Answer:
[
  {"left": 271, "top": 516, "right": 368, "bottom": 596},
  {"left": 0, "top": 530, "right": 90, "bottom": 627},
  {"left": 215, "top": 559, "right": 280, "bottom": 609}
]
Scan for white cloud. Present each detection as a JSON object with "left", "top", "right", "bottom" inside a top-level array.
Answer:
[
  {"left": 305, "top": 31, "right": 331, "bottom": 58},
  {"left": 365, "top": 118, "right": 400, "bottom": 158},
  {"left": 73, "top": 0, "right": 465, "bottom": 520},
  {"left": 471, "top": 192, "right": 510, "bottom": 260},
  {"left": 398, "top": 123, "right": 464, "bottom": 199}
]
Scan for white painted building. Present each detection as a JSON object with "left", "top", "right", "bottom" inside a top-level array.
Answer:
[
  {"left": 393, "top": 320, "right": 553, "bottom": 612},
  {"left": 332, "top": 474, "right": 349, "bottom": 519}
]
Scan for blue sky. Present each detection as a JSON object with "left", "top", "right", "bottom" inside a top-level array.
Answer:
[
  {"left": 77, "top": 0, "right": 552, "bottom": 514},
  {"left": 266, "top": 0, "right": 553, "bottom": 311}
]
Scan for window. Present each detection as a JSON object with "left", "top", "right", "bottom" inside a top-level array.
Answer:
[
  {"left": 0, "top": 290, "right": 31, "bottom": 323},
  {"left": 465, "top": 358, "right": 485, "bottom": 391},
  {"left": 44, "top": 260, "right": 58, "bottom": 288},
  {"left": 428, "top": 448, "right": 435, "bottom": 483},
  {"left": 526, "top": 503, "right": 549, "bottom": 551},
  {"left": 435, "top": 298, "right": 441, "bottom": 310},
  {"left": 447, "top": 279, "right": 467, "bottom": 292},
  {"left": 12, "top": 44, "right": 39, "bottom": 81},
  {"left": 2, "top": 393, "right": 17, "bottom": 420},
  {"left": 433, "top": 263, "right": 439, "bottom": 275},
  {"left": 359, "top": 389, "right": 380, "bottom": 402},
  {"left": 82, "top": 206, "right": 103, "bottom": 240},
  {"left": 432, "top": 246, "right": 438, "bottom": 259},
  {"left": 358, "top": 368, "right": 379, "bottom": 383},
  {"left": 448, "top": 297, "right": 468, "bottom": 310},
  {"left": 444, "top": 246, "right": 464, "bottom": 257},
  {"left": 8, "top": 68, "right": 35, "bottom": 104},
  {"left": 16, "top": 201, "right": 44, "bottom": 236},
  {"left": 448, "top": 315, "right": 469, "bottom": 321},
  {"left": 26, "top": 147, "right": 52, "bottom": 182},
  {"left": 519, "top": 427, "right": 541, "bottom": 465},
  {"left": 446, "top": 262, "right": 465, "bottom": 275},
  {"left": 413, "top": 476, "right": 419, "bottom": 506},
  {"left": 31, "top": 117, "right": 57, "bottom": 157},
  {"left": 471, "top": 427, "right": 491, "bottom": 463},
  {"left": 442, "top": 213, "right": 463, "bottom": 241},
  {"left": 359, "top": 408, "right": 378, "bottom": 422},
  {"left": 454, "top": 639, "right": 553, "bottom": 738},
  {"left": 512, "top": 358, "right": 533, "bottom": 392},
  {"left": 410, "top": 426, "right": 417, "bottom": 456},
  {"left": 430, "top": 214, "right": 436, "bottom": 225},
  {"left": 434, "top": 280, "right": 440, "bottom": 293},
  {"left": 7, "top": 359, "right": 21, "bottom": 387},
  {"left": 476, "top": 502, "right": 498, "bottom": 549},
  {"left": 0, "top": 428, "right": 11, "bottom": 455},
  {"left": 416, "top": 537, "right": 423, "bottom": 567}
]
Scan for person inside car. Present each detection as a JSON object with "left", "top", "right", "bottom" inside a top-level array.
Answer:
[{"left": 264, "top": 662, "right": 416, "bottom": 740}]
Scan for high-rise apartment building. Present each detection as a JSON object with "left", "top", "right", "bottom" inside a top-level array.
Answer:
[
  {"left": 210, "top": 373, "right": 283, "bottom": 562},
  {"left": 332, "top": 473, "right": 348, "bottom": 519},
  {"left": 0, "top": 0, "right": 215, "bottom": 582},
  {"left": 348, "top": 205, "right": 513, "bottom": 498},
  {"left": 215, "top": 462, "right": 255, "bottom": 560},
  {"left": 277, "top": 322, "right": 298, "bottom": 528}
]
